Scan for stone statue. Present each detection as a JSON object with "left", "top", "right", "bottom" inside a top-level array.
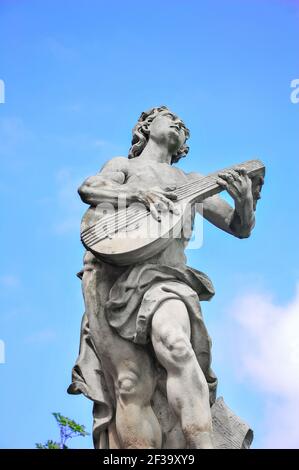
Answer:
[{"left": 68, "top": 106, "right": 264, "bottom": 449}]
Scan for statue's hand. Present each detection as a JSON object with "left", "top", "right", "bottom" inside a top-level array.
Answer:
[
  {"left": 251, "top": 174, "right": 264, "bottom": 210},
  {"left": 217, "top": 168, "right": 253, "bottom": 205},
  {"left": 135, "top": 186, "right": 179, "bottom": 221}
]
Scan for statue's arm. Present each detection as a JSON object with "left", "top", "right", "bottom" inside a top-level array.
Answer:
[
  {"left": 202, "top": 193, "right": 255, "bottom": 239},
  {"left": 78, "top": 157, "right": 136, "bottom": 206},
  {"left": 79, "top": 157, "right": 178, "bottom": 219},
  {"left": 191, "top": 169, "right": 256, "bottom": 239}
]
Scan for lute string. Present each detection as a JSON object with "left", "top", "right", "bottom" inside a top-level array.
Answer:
[
  {"left": 83, "top": 179, "right": 219, "bottom": 245},
  {"left": 82, "top": 176, "right": 217, "bottom": 242},
  {"left": 82, "top": 160, "right": 262, "bottom": 244}
]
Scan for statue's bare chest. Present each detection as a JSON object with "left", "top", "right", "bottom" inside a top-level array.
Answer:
[{"left": 125, "top": 160, "right": 188, "bottom": 189}]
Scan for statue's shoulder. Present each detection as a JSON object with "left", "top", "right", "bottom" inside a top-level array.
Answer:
[{"left": 100, "top": 156, "right": 129, "bottom": 173}]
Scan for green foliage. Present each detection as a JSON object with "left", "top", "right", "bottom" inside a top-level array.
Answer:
[
  {"left": 35, "top": 412, "right": 89, "bottom": 449},
  {"left": 52, "top": 412, "right": 89, "bottom": 437},
  {"left": 35, "top": 440, "right": 61, "bottom": 449}
]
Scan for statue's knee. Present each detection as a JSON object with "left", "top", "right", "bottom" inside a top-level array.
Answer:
[
  {"left": 83, "top": 251, "right": 99, "bottom": 273},
  {"left": 169, "top": 336, "right": 194, "bottom": 363},
  {"left": 117, "top": 372, "right": 139, "bottom": 401},
  {"left": 159, "top": 328, "right": 194, "bottom": 365}
]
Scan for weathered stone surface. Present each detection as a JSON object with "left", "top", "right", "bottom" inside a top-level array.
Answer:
[{"left": 68, "top": 106, "right": 264, "bottom": 449}]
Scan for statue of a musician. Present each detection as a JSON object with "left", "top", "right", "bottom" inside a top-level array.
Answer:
[{"left": 68, "top": 106, "right": 264, "bottom": 449}]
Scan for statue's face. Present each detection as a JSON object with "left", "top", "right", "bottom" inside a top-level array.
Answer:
[{"left": 148, "top": 111, "right": 186, "bottom": 153}]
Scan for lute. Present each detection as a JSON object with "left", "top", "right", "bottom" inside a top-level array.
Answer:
[{"left": 80, "top": 159, "right": 265, "bottom": 266}]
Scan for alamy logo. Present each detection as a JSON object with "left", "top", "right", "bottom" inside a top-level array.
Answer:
[
  {"left": 0, "top": 340, "right": 5, "bottom": 364},
  {"left": 290, "top": 79, "right": 299, "bottom": 104},
  {"left": 0, "top": 79, "right": 5, "bottom": 104}
]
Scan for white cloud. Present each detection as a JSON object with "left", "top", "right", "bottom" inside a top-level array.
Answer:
[{"left": 227, "top": 284, "right": 299, "bottom": 448}]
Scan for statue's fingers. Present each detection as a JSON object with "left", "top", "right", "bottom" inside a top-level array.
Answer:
[
  {"left": 224, "top": 173, "right": 235, "bottom": 183},
  {"left": 149, "top": 203, "right": 161, "bottom": 221},
  {"left": 147, "top": 195, "right": 161, "bottom": 220},
  {"left": 246, "top": 174, "right": 252, "bottom": 184},
  {"left": 218, "top": 171, "right": 234, "bottom": 182},
  {"left": 217, "top": 177, "right": 228, "bottom": 188},
  {"left": 161, "top": 195, "right": 176, "bottom": 212},
  {"left": 157, "top": 194, "right": 173, "bottom": 211},
  {"left": 228, "top": 169, "right": 241, "bottom": 181},
  {"left": 156, "top": 201, "right": 168, "bottom": 213},
  {"left": 162, "top": 190, "right": 177, "bottom": 200},
  {"left": 164, "top": 185, "right": 176, "bottom": 192},
  {"left": 235, "top": 167, "right": 247, "bottom": 176},
  {"left": 166, "top": 199, "right": 180, "bottom": 215},
  {"left": 145, "top": 193, "right": 155, "bottom": 205}
]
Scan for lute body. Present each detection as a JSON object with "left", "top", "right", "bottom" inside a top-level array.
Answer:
[{"left": 81, "top": 159, "right": 265, "bottom": 266}]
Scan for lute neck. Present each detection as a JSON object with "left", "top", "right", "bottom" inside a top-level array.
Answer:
[{"left": 174, "top": 159, "right": 265, "bottom": 203}]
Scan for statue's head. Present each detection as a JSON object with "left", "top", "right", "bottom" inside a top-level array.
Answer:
[{"left": 128, "top": 106, "right": 190, "bottom": 164}]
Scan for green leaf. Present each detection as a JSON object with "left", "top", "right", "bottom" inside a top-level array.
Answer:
[
  {"left": 52, "top": 412, "right": 90, "bottom": 436},
  {"left": 35, "top": 440, "right": 60, "bottom": 449}
]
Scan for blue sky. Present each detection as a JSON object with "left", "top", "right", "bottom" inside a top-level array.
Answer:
[{"left": 0, "top": 0, "right": 298, "bottom": 448}]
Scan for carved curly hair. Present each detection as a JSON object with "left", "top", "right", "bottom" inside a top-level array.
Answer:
[{"left": 128, "top": 106, "right": 190, "bottom": 164}]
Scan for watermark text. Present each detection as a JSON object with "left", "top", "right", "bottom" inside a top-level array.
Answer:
[
  {"left": 0, "top": 79, "right": 5, "bottom": 104},
  {"left": 290, "top": 78, "right": 299, "bottom": 104},
  {"left": 0, "top": 339, "right": 5, "bottom": 364}
]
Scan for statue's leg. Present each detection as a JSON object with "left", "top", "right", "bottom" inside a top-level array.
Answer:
[
  {"left": 81, "top": 254, "right": 162, "bottom": 449},
  {"left": 113, "top": 349, "right": 162, "bottom": 449},
  {"left": 151, "top": 298, "right": 214, "bottom": 449}
]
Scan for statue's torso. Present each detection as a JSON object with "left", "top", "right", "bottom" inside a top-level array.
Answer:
[
  {"left": 125, "top": 159, "right": 194, "bottom": 266},
  {"left": 84, "top": 159, "right": 197, "bottom": 269},
  {"left": 125, "top": 158, "right": 188, "bottom": 190}
]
